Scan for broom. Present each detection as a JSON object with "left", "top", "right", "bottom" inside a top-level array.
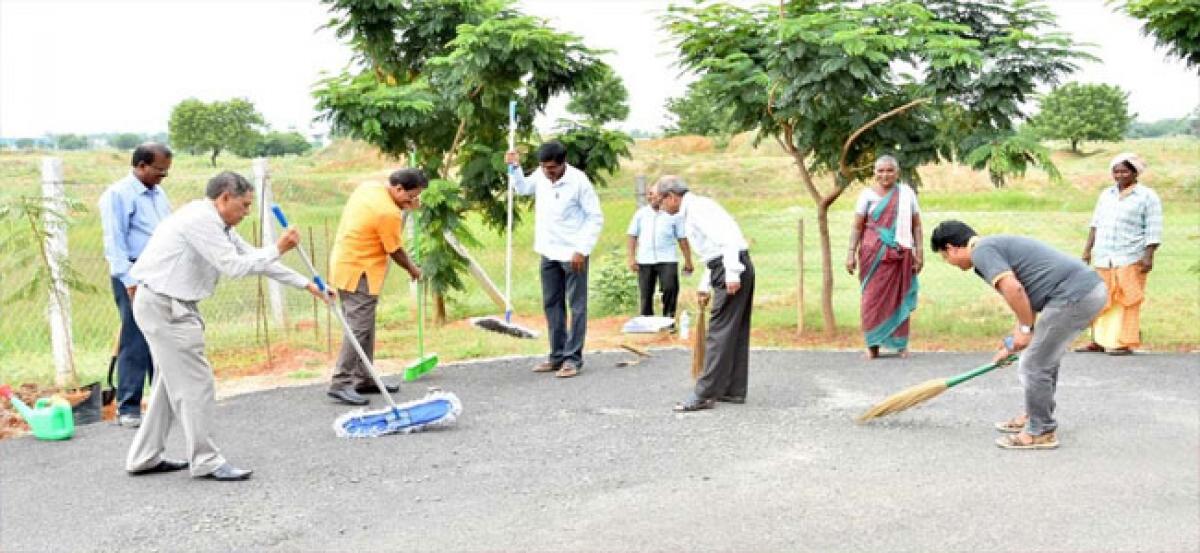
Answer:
[
  {"left": 690, "top": 293, "right": 709, "bottom": 380},
  {"left": 270, "top": 205, "right": 461, "bottom": 438},
  {"left": 403, "top": 210, "right": 439, "bottom": 381},
  {"left": 857, "top": 352, "right": 1019, "bottom": 423}
]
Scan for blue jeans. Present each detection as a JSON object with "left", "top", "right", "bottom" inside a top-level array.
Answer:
[
  {"left": 111, "top": 277, "right": 153, "bottom": 416},
  {"left": 540, "top": 256, "right": 589, "bottom": 367}
]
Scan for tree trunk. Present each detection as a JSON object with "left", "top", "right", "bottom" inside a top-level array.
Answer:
[
  {"left": 210, "top": 148, "right": 220, "bottom": 167},
  {"left": 1070, "top": 139, "right": 1079, "bottom": 153},
  {"left": 434, "top": 293, "right": 447, "bottom": 326},
  {"left": 815, "top": 199, "right": 836, "bottom": 335}
]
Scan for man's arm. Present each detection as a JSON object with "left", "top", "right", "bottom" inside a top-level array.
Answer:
[
  {"left": 390, "top": 247, "right": 421, "bottom": 280},
  {"left": 679, "top": 238, "right": 694, "bottom": 275},
  {"left": 572, "top": 179, "right": 604, "bottom": 272},
  {"left": 99, "top": 189, "right": 135, "bottom": 290},
  {"left": 994, "top": 273, "right": 1036, "bottom": 354},
  {"left": 626, "top": 235, "right": 639, "bottom": 273},
  {"left": 1082, "top": 227, "right": 1096, "bottom": 264},
  {"left": 505, "top": 151, "right": 536, "bottom": 196},
  {"left": 1140, "top": 190, "right": 1163, "bottom": 272},
  {"left": 193, "top": 221, "right": 298, "bottom": 279}
]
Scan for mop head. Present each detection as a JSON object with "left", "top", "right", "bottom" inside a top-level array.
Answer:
[
  {"left": 470, "top": 316, "right": 538, "bottom": 339},
  {"left": 856, "top": 379, "right": 948, "bottom": 423},
  {"left": 333, "top": 390, "right": 462, "bottom": 438}
]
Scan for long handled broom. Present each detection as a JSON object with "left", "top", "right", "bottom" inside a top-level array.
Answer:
[
  {"left": 470, "top": 98, "right": 538, "bottom": 340},
  {"left": 403, "top": 211, "right": 439, "bottom": 381},
  {"left": 271, "top": 205, "right": 460, "bottom": 438},
  {"left": 690, "top": 293, "right": 709, "bottom": 380},
  {"left": 857, "top": 351, "right": 1020, "bottom": 423}
]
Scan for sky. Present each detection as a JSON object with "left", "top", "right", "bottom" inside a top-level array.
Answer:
[{"left": 0, "top": 0, "right": 1197, "bottom": 139}]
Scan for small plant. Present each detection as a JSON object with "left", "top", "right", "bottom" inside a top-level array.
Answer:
[{"left": 592, "top": 247, "right": 639, "bottom": 316}]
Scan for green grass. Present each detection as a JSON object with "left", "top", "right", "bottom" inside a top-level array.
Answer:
[{"left": 1, "top": 136, "right": 1197, "bottom": 386}]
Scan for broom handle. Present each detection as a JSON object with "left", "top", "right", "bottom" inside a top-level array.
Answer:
[
  {"left": 946, "top": 353, "right": 1019, "bottom": 388},
  {"left": 271, "top": 205, "right": 399, "bottom": 410},
  {"left": 415, "top": 211, "right": 425, "bottom": 358},
  {"left": 505, "top": 99, "right": 516, "bottom": 323}
]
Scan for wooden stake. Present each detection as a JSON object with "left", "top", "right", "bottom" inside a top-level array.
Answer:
[{"left": 797, "top": 217, "right": 805, "bottom": 336}]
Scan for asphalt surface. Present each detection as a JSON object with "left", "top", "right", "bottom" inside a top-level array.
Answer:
[{"left": 2, "top": 350, "right": 1197, "bottom": 552}]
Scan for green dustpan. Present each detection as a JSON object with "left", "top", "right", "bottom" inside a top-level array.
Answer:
[{"left": 404, "top": 211, "right": 438, "bottom": 381}]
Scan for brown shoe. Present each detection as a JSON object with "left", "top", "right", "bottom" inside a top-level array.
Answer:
[
  {"left": 1074, "top": 342, "right": 1105, "bottom": 353},
  {"left": 555, "top": 362, "right": 579, "bottom": 378},
  {"left": 532, "top": 361, "right": 560, "bottom": 373}
]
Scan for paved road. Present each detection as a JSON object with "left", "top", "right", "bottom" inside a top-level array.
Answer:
[{"left": 2, "top": 350, "right": 1197, "bottom": 552}]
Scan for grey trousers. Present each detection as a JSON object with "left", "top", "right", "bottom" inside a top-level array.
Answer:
[
  {"left": 331, "top": 275, "right": 377, "bottom": 391},
  {"left": 126, "top": 286, "right": 226, "bottom": 477},
  {"left": 695, "top": 252, "right": 755, "bottom": 400},
  {"left": 1020, "top": 282, "right": 1108, "bottom": 436}
]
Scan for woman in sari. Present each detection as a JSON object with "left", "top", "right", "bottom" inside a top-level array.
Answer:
[{"left": 846, "top": 155, "right": 923, "bottom": 359}]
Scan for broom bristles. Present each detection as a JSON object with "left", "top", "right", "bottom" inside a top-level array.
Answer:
[
  {"left": 470, "top": 316, "right": 538, "bottom": 339},
  {"left": 856, "top": 378, "right": 949, "bottom": 423}
]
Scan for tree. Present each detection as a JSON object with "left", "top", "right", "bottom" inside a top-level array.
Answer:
[
  {"left": 1126, "top": 116, "right": 1193, "bottom": 138},
  {"left": 109, "top": 133, "right": 145, "bottom": 150},
  {"left": 234, "top": 130, "right": 314, "bottom": 157},
  {"left": 663, "top": 79, "right": 737, "bottom": 137},
  {"left": 15, "top": 138, "right": 35, "bottom": 149},
  {"left": 1029, "top": 83, "right": 1133, "bottom": 152},
  {"left": 666, "top": 0, "right": 1087, "bottom": 333},
  {"left": 168, "top": 98, "right": 264, "bottom": 166},
  {"left": 314, "top": 0, "right": 631, "bottom": 323},
  {"left": 54, "top": 134, "right": 89, "bottom": 150},
  {"left": 1118, "top": 0, "right": 1200, "bottom": 70}
]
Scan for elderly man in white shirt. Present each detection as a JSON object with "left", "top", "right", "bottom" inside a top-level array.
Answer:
[
  {"left": 505, "top": 141, "right": 604, "bottom": 379},
  {"left": 125, "top": 171, "right": 330, "bottom": 482},
  {"left": 658, "top": 175, "right": 755, "bottom": 412}
]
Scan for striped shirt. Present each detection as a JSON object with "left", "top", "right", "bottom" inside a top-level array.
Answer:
[
  {"left": 1089, "top": 184, "right": 1163, "bottom": 268},
  {"left": 130, "top": 199, "right": 310, "bottom": 301}
]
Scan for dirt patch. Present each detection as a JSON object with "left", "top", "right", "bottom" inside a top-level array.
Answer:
[{"left": 638, "top": 135, "right": 716, "bottom": 155}]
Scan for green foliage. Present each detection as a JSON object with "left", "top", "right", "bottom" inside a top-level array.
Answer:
[
  {"left": 168, "top": 97, "right": 264, "bottom": 166},
  {"left": 109, "top": 133, "right": 145, "bottom": 150},
  {"left": 0, "top": 196, "right": 98, "bottom": 306},
  {"left": 1119, "top": 0, "right": 1200, "bottom": 70},
  {"left": 413, "top": 178, "right": 470, "bottom": 297},
  {"left": 963, "top": 129, "right": 1062, "bottom": 187},
  {"left": 566, "top": 64, "right": 630, "bottom": 124},
  {"left": 663, "top": 79, "right": 738, "bottom": 137},
  {"left": 54, "top": 134, "right": 89, "bottom": 150},
  {"left": 234, "top": 131, "right": 314, "bottom": 158},
  {"left": 1127, "top": 116, "right": 1197, "bottom": 138},
  {"left": 591, "top": 247, "right": 639, "bottom": 316},
  {"left": 1029, "top": 83, "right": 1133, "bottom": 152},
  {"left": 554, "top": 123, "right": 634, "bottom": 187},
  {"left": 15, "top": 138, "right": 35, "bottom": 149},
  {"left": 314, "top": 0, "right": 631, "bottom": 305}
]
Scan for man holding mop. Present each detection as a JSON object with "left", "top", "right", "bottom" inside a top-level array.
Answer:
[
  {"left": 505, "top": 142, "right": 604, "bottom": 379},
  {"left": 326, "top": 168, "right": 426, "bottom": 406},
  {"left": 125, "top": 171, "right": 329, "bottom": 481},
  {"left": 931, "top": 220, "right": 1106, "bottom": 450}
]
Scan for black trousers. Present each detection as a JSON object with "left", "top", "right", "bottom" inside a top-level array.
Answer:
[
  {"left": 637, "top": 262, "right": 680, "bottom": 317},
  {"left": 540, "top": 256, "right": 589, "bottom": 367},
  {"left": 694, "top": 251, "right": 755, "bottom": 400},
  {"left": 111, "top": 277, "right": 153, "bottom": 416}
]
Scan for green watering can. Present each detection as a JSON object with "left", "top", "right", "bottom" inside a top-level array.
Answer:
[{"left": 0, "top": 384, "right": 74, "bottom": 440}]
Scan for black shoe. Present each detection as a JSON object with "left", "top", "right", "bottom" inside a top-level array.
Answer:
[
  {"left": 327, "top": 388, "right": 369, "bottom": 406},
  {"left": 355, "top": 382, "right": 400, "bottom": 394},
  {"left": 128, "top": 458, "right": 188, "bottom": 476},
  {"left": 717, "top": 395, "right": 746, "bottom": 404},
  {"left": 204, "top": 463, "right": 252, "bottom": 481}
]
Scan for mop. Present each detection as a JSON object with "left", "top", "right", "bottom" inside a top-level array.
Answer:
[
  {"left": 403, "top": 212, "right": 439, "bottom": 381},
  {"left": 270, "top": 205, "right": 461, "bottom": 438},
  {"left": 469, "top": 98, "right": 538, "bottom": 340}
]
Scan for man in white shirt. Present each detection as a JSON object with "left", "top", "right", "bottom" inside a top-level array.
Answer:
[
  {"left": 658, "top": 176, "right": 755, "bottom": 412},
  {"left": 505, "top": 141, "right": 604, "bottom": 379},
  {"left": 626, "top": 182, "right": 694, "bottom": 318},
  {"left": 125, "top": 171, "right": 330, "bottom": 481}
]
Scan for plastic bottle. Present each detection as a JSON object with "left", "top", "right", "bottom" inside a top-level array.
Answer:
[{"left": 680, "top": 311, "right": 690, "bottom": 340}]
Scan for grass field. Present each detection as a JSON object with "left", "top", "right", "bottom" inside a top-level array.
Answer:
[{"left": 1, "top": 136, "right": 1196, "bottom": 387}]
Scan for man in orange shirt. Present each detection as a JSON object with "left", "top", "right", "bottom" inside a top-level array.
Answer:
[{"left": 327, "top": 169, "right": 426, "bottom": 406}]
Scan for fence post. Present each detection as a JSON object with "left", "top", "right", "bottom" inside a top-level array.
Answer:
[
  {"left": 797, "top": 217, "right": 805, "bottom": 336},
  {"left": 635, "top": 175, "right": 647, "bottom": 207},
  {"left": 253, "top": 158, "right": 286, "bottom": 330},
  {"left": 40, "top": 157, "right": 77, "bottom": 386}
]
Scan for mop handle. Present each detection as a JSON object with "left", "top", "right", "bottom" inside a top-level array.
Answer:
[
  {"left": 413, "top": 210, "right": 425, "bottom": 358},
  {"left": 271, "top": 205, "right": 399, "bottom": 409},
  {"left": 504, "top": 99, "right": 516, "bottom": 322}
]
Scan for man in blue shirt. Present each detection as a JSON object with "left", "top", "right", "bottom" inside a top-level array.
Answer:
[
  {"left": 626, "top": 182, "right": 693, "bottom": 318},
  {"left": 99, "top": 143, "right": 173, "bottom": 427}
]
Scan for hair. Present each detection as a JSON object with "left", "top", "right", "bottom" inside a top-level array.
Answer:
[
  {"left": 537, "top": 141, "right": 567, "bottom": 163},
  {"left": 388, "top": 168, "right": 429, "bottom": 191},
  {"left": 875, "top": 155, "right": 899, "bottom": 171},
  {"left": 930, "top": 220, "right": 977, "bottom": 252},
  {"left": 130, "top": 143, "right": 173, "bottom": 167},
  {"left": 205, "top": 171, "right": 255, "bottom": 200},
  {"left": 1119, "top": 160, "right": 1139, "bottom": 175},
  {"left": 655, "top": 175, "right": 689, "bottom": 197}
]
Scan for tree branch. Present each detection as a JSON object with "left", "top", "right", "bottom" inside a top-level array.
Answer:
[{"left": 838, "top": 97, "right": 932, "bottom": 181}]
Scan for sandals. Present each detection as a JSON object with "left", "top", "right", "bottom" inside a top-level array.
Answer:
[
  {"left": 555, "top": 363, "right": 580, "bottom": 378},
  {"left": 673, "top": 397, "right": 715, "bottom": 412},
  {"left": 1074, "top": 342, "right": 1105, "bottom": 353},
  {"left": 995, "top": 432, "right": 1059, "bottom": 450},
  {"left": 1107, "top": 347, "right": 1133, "bottom": 356},
  {"left": 532, "top": 361, "right": 560, "bottom": 373},
  {"left": 994, "top": 415, "right": 1028, "bottom": 434}
]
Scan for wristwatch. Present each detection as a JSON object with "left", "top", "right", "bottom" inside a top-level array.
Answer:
[{"left": 1018, "top": 324, "right": 1033, "bottom": 335}]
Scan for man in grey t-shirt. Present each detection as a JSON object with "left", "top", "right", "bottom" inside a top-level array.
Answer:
[{"left": 931, "top": 220, "right": 1106, "bottom": 451}]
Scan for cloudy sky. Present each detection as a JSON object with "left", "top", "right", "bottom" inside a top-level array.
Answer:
[{"left": 0, "top": 0, "right": 1196, "bottom": 138}]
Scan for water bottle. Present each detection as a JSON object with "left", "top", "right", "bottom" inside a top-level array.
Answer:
[{"left": 680, "top": 311, "right": 690, "bottom": 340}]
